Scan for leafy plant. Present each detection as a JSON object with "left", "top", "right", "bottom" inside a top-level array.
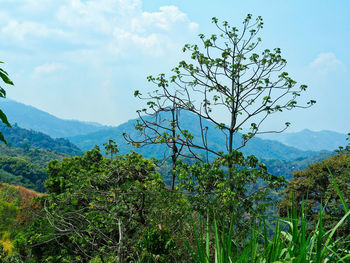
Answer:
[
  {"left": 138, "top": 224, "right": 176, "bottom": 263},
  {"left": 126, "top": 14, "right": 315, "bottom": 190},
  {"left": 280, "top": 151, "right": 350, "bottom": 238},
  {"left": 183, "top": 193, "right": 350, "bottom": 262},
  {"left": 177, "top": 151, "right": 286, "bottom": 239},
  {"left": 0, "top": 61, "right": 14, "bottom": 144}
]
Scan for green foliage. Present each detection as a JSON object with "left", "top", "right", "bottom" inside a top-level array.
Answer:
[
  {"left": 0, "top": 200, "right": 18, "bottom": 236},
  {"left": 138, "top": 225, "right": 176, "bottom": 263},
  {"left": 0, "top": 157, "right": 47, "bottom": 193},
  {"left": 0, "top": 16, "right": 340, "bottom": 263},
  {"left": 337, "top": 132, "right": 350, "bottom": 153},
  {"left": 177, "top": 151, "right": 286, "bottom": 239},
  {"left": 7, "top": 147, "right": 348, "bottom": 262},
  {"left": 18, "top": 146, "right": 187, "bottom": 262},
  {"left": 184, "top": 196, "right": 350, "bottom": 262},
  {"left": 280, "top": 152, "right": 350, "bottom": 238},
  {"left": 0, "top": 182, "right": 42, "bottom": 261},
  {"left": 0, "top": 144, "right": 69, "bottom": 168},
  {"left": 124, "top": 14, "right": 315, "bottom": 192},
  {"left": 0, "top": 144, "right": 72, "bottom": 192},
  {"left": 0, "top": 61, "right": 13, "bottom": 145}
]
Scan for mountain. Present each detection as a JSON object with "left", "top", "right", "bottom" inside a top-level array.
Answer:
[
  {"left": 69, "top": 111, "right": 325, "bottom": 161},
  {"left": 0, "top": 123, "right": 82, "bottom": 156},
  {"left": 0, "top": 99, "right": 336, "bottom": 161},
  {"left": 0, "top": 99, "right": 108, "bottom": 138},
  {"left": 257, "top": 129, "right": 348, "bottom": 152}
]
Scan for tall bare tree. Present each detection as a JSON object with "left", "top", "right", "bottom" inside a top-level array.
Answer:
[{"left": 126, "top": 14, "right": 315, "bottom": 189}]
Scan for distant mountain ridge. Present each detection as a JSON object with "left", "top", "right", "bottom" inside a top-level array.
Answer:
[
  {"left": 0, "top": 100, "right": 340, "bottom": 191},
  {"left": 0, "top": 99, "right": 108, "bottom": 138},
  {"left": 68, "top": 111, "right": 326, "bottom": 162},
  {"left": 1, "top": 99, "right": 343, "bottom": 161},
  {"left": 258, "top": 129, "right": 348, "bottom": 152}
]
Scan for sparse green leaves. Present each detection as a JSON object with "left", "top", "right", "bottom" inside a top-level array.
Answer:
[
  {"left": 211, "top": 17, "right": 218, "bottom": 24},
  {"left": 134, "top": 90, "right": 140, "bottom": 97},
  {"left": 0, "top": 61, "right": 13, "bottom": 144},
  {"left": 0, "top": 66, "right": 14, "bottom": 86},
  {"left": 0, "top": 109, "right": 11, "bottom": 127}
]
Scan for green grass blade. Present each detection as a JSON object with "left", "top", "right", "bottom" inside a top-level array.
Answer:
[{"left": 328, "top": 166, "right": 350, "bottom": 223}]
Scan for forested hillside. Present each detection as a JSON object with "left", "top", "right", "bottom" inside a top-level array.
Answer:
[
  {"left": 0, "top": 145, "right": 72, "bottom": 192},
  {"left": 0, "top": 124, "right": 82, "bottom": 192},
  {"left": 0, "top": 123, "right": 82, "bottom": 156}
]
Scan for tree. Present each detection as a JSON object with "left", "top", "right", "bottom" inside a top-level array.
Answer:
[
  {"left": 0, "top": 61, "right": 14, "bottom": 144},
  {"left": 336, "top": 132, "right": 350, "bottom": 153},
  {"left": 19, "top": 146, "right": 189, "bottom": 262},
  {"left": 279, "top": 152, "right": 350, "bottom": 238},
  {"left": 176, "top": 151, "right": 286, "bottom": 236},
  {"left": 124, "top": 101, "right": 195, "bottom": 191},
  {"left": 127, "top": 14, "right": 315, "bottom": 189}
]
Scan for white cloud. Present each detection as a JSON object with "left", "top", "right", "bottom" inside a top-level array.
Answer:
[
  {"left": 0, "top": 0, "right": 198, "bottom": 57},
  {"left": 109, "top": 28, "right": 164, "bottom": 56},
  {"left": 133, "top": 6, "right": 188, "bottom": 32},
  {"left": 0, "top": 11, "right": 10, "bottom": 23},
  {"left": 20, "top": 0, "right": 57, "bottom": 13},
  {"left": 1, "top": 20, "right": 67, "bottom": 41},
  {"left": 1, "top": 0, "right": 199, "bottom": 125},
  {"left": 188, "top": 22, "right": 199, "bottom": 32},
  {"left": 56, "top": 0, "right": 118, "bottom": 34},
  {"left": 33, "top": 63, "right": 67, "bottom": 77},
  {"left": 309, "top": 52, "right": 346, "bottom": 74}
]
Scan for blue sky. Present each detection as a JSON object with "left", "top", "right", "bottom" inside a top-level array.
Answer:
[{"left": 0, "top": 0, "right": 349, "bottom": 133}]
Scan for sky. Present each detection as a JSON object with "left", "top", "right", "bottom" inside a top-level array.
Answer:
[{"left": 0, "top": 0, "right": 349, "bottom": 133}]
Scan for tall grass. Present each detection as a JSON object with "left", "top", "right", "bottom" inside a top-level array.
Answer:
[{"left": 183, "top": 170, "right": 350, "bottom": 263}]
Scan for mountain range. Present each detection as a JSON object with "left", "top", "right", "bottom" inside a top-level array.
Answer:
[
  {"left": 0, "top": 99, "right": 346, "bottom": 191},
  {"left": 1, "top": 99, "right": 347, "bottom": 162},
  {"left": 258, "top": 129, "right": 348, "bottom": 152},
  {"left": 67, "top": 112, "right": 326, "bottom": 161},
  {"left": 0, "top": 99, "right": 107, "bottom": 138}
]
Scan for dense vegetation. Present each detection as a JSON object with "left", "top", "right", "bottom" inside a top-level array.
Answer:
[
  {"left": 0, "top": 121, "right": 82, "bottom": 192},
  {"left": 0, "top": 146, "right": 348, "bottom": 262},
  {"left": 0, "top": 156, "right": 47, "bottom": 193},
  {"left": 0, "top": 145, "right": 69, "bottom": 168},
  {"left": 280, "top": 150, "right": 350, "bottom": 237},
  {"left": 0, "top": 183, "right": 42, "bottom": 257},
  {"left": 0, "top": 135, "right": 80, "bottom": 192}
]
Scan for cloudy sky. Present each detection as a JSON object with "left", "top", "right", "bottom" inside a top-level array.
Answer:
[{"left": 0, "top": 0, "right": 349, "bottom": 133}]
